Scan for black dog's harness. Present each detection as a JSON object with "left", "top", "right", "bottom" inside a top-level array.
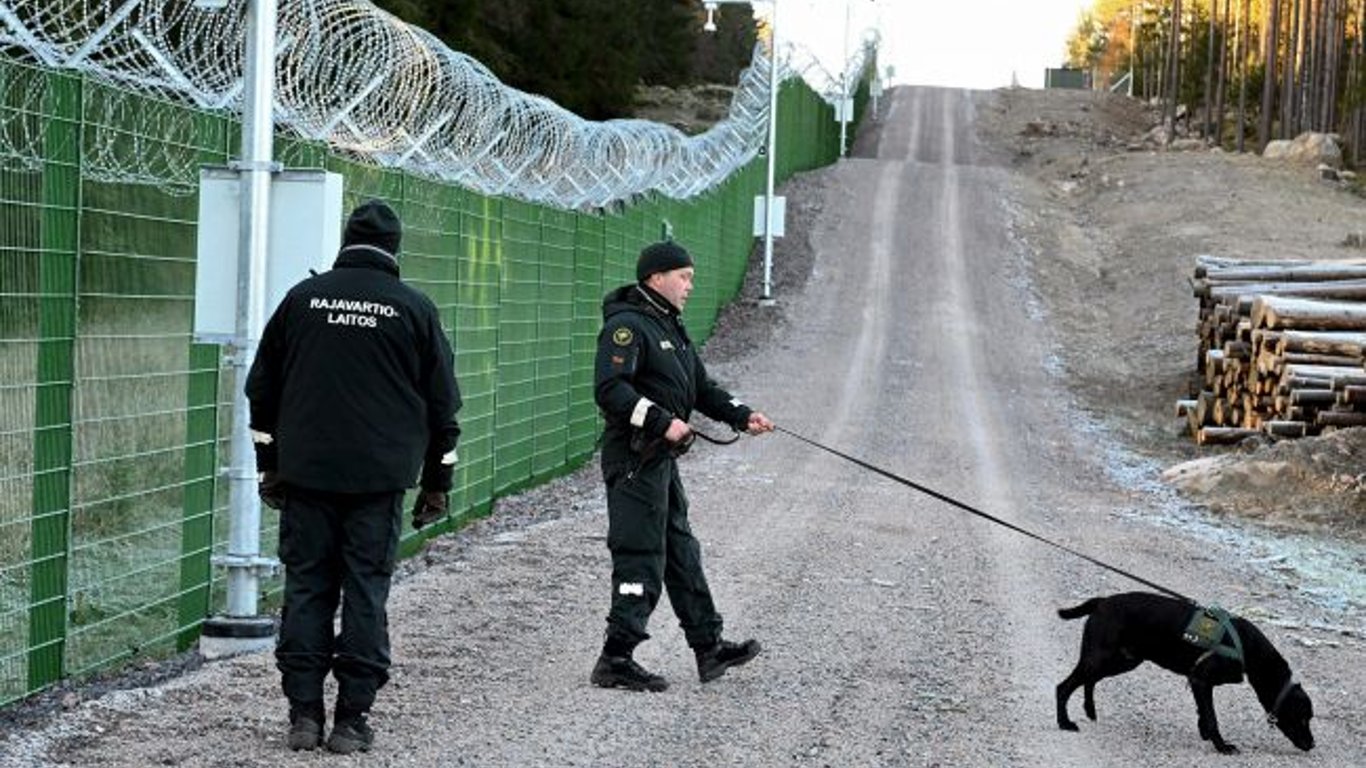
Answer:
[
  {"left": 1183, "top": 604, "right": 1245, "bottom": 674},
  {"left": 1182, "top": 605, "right": 1301, "bottom": 728}
]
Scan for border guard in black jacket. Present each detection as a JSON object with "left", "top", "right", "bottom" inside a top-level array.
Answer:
[
  {"left": 246, "top": 199, "right": 461, "bottom": 753},
  {"left": 590, "top": 240, "right": 775, "bottom": 692}
]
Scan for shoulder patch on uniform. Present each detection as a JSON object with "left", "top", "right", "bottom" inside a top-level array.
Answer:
[{"left": 612, "top": 327, "right": 634, "bottom": 346}]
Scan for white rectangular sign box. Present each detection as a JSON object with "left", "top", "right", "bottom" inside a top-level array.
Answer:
[
  {"left": 752, "top": 195, "right": 786, "bottom": 238},
  {"left": 193, "top": 168, "right": 344, "bottom": 342},
  {"left": 836, "top": 97, "right": 855, "bottom": 123}
]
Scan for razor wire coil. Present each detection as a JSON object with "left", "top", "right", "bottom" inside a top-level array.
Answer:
[{"left": 0, "top": 0, "right": 872, "bottom": 208}]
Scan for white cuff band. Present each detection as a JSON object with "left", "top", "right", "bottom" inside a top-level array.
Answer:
[
  {"left": 251, "top": 430, "right": 274, "bottom": 445},
  {"left": 630, "top": 397, "right": 655, "bottom": 428},
  {"left": 441, "top": 448, "right": 458, "bottom": 466}
]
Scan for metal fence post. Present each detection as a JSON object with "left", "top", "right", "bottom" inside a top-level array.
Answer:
[{"left": 28, "top": 67, "right": 81, "bottom": 694}]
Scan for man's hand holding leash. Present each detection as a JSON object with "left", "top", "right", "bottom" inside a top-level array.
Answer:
[
  {"left": 745, "top": 412, "right": 775, "bottom": 435},
  {"left": 664, "top": 418, "right": 693, "bottom": 444}
]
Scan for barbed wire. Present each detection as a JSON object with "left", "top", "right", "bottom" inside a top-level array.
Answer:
[{"left": 0, "top": 0, "right": 872, "bottom": 207}]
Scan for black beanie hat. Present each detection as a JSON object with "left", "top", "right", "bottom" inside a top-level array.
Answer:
[
  {"left": 342, "top": 199, "right": 402, "bottom": 259},
  {"left": 636, "top": 241, "right": 693, "bottom": 283}
]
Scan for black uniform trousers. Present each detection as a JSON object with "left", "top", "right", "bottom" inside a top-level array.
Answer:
[
  {"left": 605, "top": 455, "right": 723, "bottom": 651},
  {"left": 276, "top": 486, "right": 401, "bottom": 712}
]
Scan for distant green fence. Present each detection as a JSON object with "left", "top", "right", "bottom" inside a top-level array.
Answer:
[{"left": 0, "top": 54, "right": 857, "bottom": 706}]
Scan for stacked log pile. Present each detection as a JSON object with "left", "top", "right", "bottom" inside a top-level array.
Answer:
[{"left": 1183, "top": 256, "right": 1366, "bottom": 445}]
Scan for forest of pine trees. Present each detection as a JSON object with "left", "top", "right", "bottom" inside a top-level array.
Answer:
[
  {"left": 372, "top": 0, "right": 758, "bottom": 120},
  {"left": 1065, "top": 0, "right": 1366, "bottom": 163}
]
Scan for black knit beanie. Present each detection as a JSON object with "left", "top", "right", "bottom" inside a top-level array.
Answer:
[
  {"left": 636, "top": 241, "right": 693, "bottom": 283},
  {"left": 342, "top": 199, "right": 402, "bottom": 259}
]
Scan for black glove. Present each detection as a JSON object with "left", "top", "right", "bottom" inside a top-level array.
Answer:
[
  {"left": 411, "top": 489, "right": 448, "bottom": 530},
  {"left": 258, "top": 471, "right": 286, "bottom": 511}
]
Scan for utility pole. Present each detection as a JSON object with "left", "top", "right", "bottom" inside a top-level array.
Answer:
[
  {"left": 701, "top": 0, "right": 781, "bottom": 302},
  {"left": 201, "top": 0, "right": 279, "bottom": 656},
  {"left": 838, "top": 0, "right": 851, "bottom": 157}
]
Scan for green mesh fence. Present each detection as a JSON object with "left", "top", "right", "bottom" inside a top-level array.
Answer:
[{"left": 0, "top": 53, "right": 850, "bottom": 706}]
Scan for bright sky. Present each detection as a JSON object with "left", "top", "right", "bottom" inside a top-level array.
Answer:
[{"left": 778, "top": 0, "right": 1090, "bottom": 90}]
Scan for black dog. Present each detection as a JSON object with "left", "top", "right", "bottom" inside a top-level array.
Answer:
[{"left": 1056, "top": 592, "right": 1314, "bottom": 754}]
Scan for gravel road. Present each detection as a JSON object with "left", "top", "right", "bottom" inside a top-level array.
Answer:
[{"left": 3, "top": 85, "right": 1363, "bottom": 767}]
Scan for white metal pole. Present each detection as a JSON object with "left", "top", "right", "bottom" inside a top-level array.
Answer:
[
  {"left": 224, "top": 0, "right": 277, "bottom": 619},
  {"left": 761, "top": 0, "right": 779, "bottom": 302},
  {"left": 839, "top": 0, "right": 850, "bottom": 157}
]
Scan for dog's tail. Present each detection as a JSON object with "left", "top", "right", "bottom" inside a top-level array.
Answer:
[{"left": 1057, "top": 598, "right": 1103, "bottom": 620}]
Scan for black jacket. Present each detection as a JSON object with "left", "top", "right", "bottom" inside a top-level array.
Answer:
[
  {"left": 594, "top": 284, "right": 751, "bottom": 463},
  {"left": 246, "top": 246, "right": 462, "bottom": 493}
]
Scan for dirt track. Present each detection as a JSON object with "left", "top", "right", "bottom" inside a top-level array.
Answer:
[{"left": 3, "top": 86, "right": 1365, "bottom": 767}]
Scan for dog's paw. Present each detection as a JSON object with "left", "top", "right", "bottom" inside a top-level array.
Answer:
[
  {"left": 1083, "top": 703, "right": 1096, "bottom": 721},
  {"left": 1214, "top": 742, "right": 1239, "bottom": 755},
  {"left": 1058, "top": 720, "right": 1079, "bottom": 732}
]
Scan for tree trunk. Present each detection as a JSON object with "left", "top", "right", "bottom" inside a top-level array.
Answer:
[
  {"left": 1290, "top": 388, "right": 1339, "bottom": 405},
  {"left": 1215, "top": 0, "right": 1233, "bottom": 145},
  {"left": 1275, "top": 329, "right": 1366, "bottom": 356},
  {"left": 1311, "top": 0, "right": 1324, "bottom": 128},
  {"left": 1281, "top": 362, "right": 1366, "bottom": 386},
  {"left": 1167, "top": 0, "right": 1185, "bottom": 139},
  {"left": 1357, "top": 0, "right": 1365, "bottom": 165},
  {"left": 1285, "top": 0, "right": 1302, "bottom": 137},
  {"left": 1198, "top": 263, "right": 1366, "bottom": 282},
  {"left": 1327, "top": 0, "right": 1345, "bottom": 130},
  {"left": 1316, "top": 410, "right": 1366, "bottom": 426},
  {"left": 1206, "top": 0, "right": 1220, "bottom": 138},
  {"left": 1206, "top": 280, "right": 1366, "bottom": 311},
  {"left": 1354, "top": 0, "right": 1365, "bottom": 165},
  {"left": 1261, "top": 0, "right": 1283, "bottom": 148},
  {"left": 1251, "top": 295, "right": 1366, "bottom": 330},
  {"left": 1197, "top": 426, "right": 1261, "bottom": 444},
  {"left": 1264, "top": 420, "right": 1309, "bottom": 437},
  {"left": 1340, "top": 384, "right": 1366, "bottom": 404},
  {"left": 1238, "top": 0, "right": 1252, "bottom": 151}
]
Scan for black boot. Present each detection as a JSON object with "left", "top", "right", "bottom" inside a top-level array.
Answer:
[
  {"left": 327, "top": 701, "right": 375, "bottom": 755},
  {"left": 695, "top": 638, "right": 761, "bottom": 683},
  {"left": 286, "top": 700, "right": 325, "bottom": 751},
  {"left": 590, "top": 653, "right": 669, "bottom": 692}
]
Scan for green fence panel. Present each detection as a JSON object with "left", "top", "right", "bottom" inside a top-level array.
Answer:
[
  {"left": 533, "top": 208, "right": 574, "bottom": 479},
  {"left": 569, "top": 214, "right": 604, "bottom": 461},
  {"left": 397, "top": 174, "right": 462, "bottom": 535},
  {"left": 720, "top": 168, "right": 752, "bottom": 301},
  {"left": 65, "top": 83, "right": 208, "bottom": 679},
  {"left": 178, "top": 343, "right": 218, "bottom": 652},
  {"left": 0, "top": 62, "right": 46, "bottom": 704},
  {"left": 676, "top": 198, "right": 717, "bottom": 342},
  {"left": 452, "top": 191, "right": 501, "bottom": 522},
  {"left": 494, "top": 198, "right": 539, "bottom": 494},
  {"left": 603, "top": 208, "right": 634, "bottom": 291},
  {"left": 177, "top": 111, "right": 231, "bottom": 652}
]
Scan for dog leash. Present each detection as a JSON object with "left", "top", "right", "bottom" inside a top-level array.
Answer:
[
  {"left": 774, "top": 425, "right": 1194, "bottom": 604},
  {"left": 691, "top": 426, "right": 740, "bottom": 446},
  {"left": 626, "top": 424, "right": 740, "bottom": 480}
]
